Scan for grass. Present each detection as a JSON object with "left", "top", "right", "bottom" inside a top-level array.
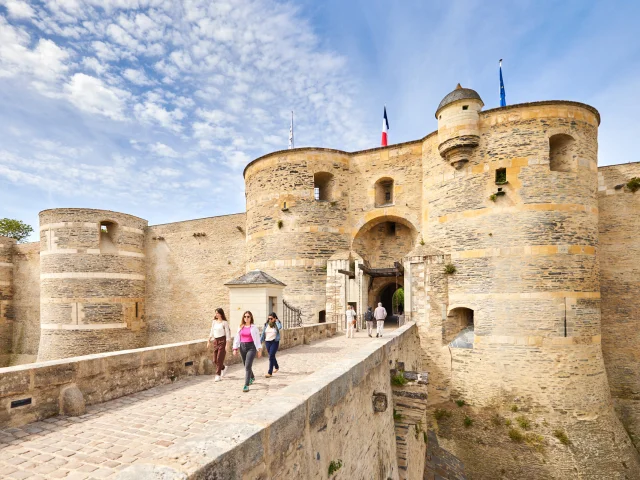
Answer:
[
  {"left": 420, "top": 237, "right": 425, "bottom": 246},
  {"left": 455, "top": 399, "right": 466, "bottom": 407},
  {"left": 444, "top": 263, "right": 457, "bottom": 275},
  {"left": 489, "top": 194, "right": 497, "bottom": 202},
  {"left": 328, "top": 459, "right": 343, "bottom": 476},
  {"left": 491, "top": 414, "right": 503, "bottom": 426},
  {"left": 525, "top": 433, "right": 546, "bottom": 452},
  {"left": 433, "top": 409, "right": 452, "bottom": 421},
  {"left": 463, "top": 416, "right": 474, "bottom": 428},
  {"left": 515, "top": 416, "right": 531, "bottom": 430},
  {"left": 553, "top": 429, "right": 570, "bottom": 445},
  {"left": 391, "top": 372, "right": 408, "bottom": 386},
  {"left": 393, "top": 409, "right": 402, "bottom": 421},
  {"left": 508, "top": 428, "right": 525, "bottom": 443},
  {"left": 277, "top": 220, "right": 283, "bottom": 229},
  {"left": 510, "top": 405, "right": 519, "bottom": 412}
]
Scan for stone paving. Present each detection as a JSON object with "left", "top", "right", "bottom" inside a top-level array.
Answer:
[{"left": 0, "top": 329, "right": 391, "bottom": 479}]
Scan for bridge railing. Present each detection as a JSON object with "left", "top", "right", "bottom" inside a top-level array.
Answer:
[{"left": 282, "top": 299, "right": 303, "bottom": 329}]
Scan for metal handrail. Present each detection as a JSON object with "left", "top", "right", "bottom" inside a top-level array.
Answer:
[{"left": 282, "top": 299, "right": 303, "bottom": 329}]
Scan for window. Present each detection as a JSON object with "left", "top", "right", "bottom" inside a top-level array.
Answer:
[
  {"left": 549, "top": 134, "right": 576, "bottom": 172},
  {"left": 313, "top": 172, "right": 334, "bottom": 201},
  {"left": 99, "top": 221, "right": 118, "bottom": 254},
  {"left": 495, "top": 168, "right": 507, "bottom": 184},
  {"left": 375, "top": 177, "right": 394, "bottom": 207},
  {"left": 462, "top": 105, "right": 469, "bottom": 111},
  {"left": 269, "top": 296, "right": 277, "bottom": 316},
  {"left": 318, "top": 310, "right": 326, "bottom": 323},
  {"left": 446, "top": 307, "right": 475, "bottom": 348}
]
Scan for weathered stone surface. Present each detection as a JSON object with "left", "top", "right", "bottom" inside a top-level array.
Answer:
[
  {"left": 202, "top": 357, "right": 214, "bottom": 375},
  {"left": 59, "top": 384, "right": 85, "bottom": 416}
]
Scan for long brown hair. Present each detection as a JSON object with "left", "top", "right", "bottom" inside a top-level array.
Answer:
[
  {"left": 215, "top": 308, "right": 227, "bottom": 321},
  {"left": 240, "top": 311, "right": 254, "bottom": 327}
]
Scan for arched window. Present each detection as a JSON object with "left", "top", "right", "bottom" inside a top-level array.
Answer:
[
  {"left": 549, "top": 134, "right": 576, "bottom": 172},
  {"left": 99, "top": 221, "right": 118, "bottom": 254},
  {"left": 375, "top": 177, "right": 394, "bottom": 207},
  {"left": 446, "top": 307, "right": 474, "bottom": 348},
  {"left": 313, "top": 172, "right": 334, "bottom": 201}
]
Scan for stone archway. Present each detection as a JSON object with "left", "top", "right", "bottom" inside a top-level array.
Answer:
[{"left": 352, "top": 215, "right": 419, "bottom": 269}]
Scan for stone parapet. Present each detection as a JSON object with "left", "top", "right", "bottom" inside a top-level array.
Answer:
[
  {"left": 0, "top": 322, "right": 336, "bottom": 429},
  {"left": 116, "top": 322, "right": 420, "bottom": 480}
]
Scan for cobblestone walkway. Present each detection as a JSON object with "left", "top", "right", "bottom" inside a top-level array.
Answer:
[{"left": 0, "top": 330, "right": 389, "bottom": 479}]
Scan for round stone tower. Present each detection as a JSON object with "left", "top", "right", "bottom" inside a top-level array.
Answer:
[
  {"left": 37, "top": 208, "right": 148, "bottom": 360},
  {"left": 435, "top": 83, "right": 484, "bottom": 169},
  {"left": 243, "top": 148, "right": 351, "bottom": 323}
]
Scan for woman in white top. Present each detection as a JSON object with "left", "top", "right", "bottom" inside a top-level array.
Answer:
[
  {"left": 232, "top": 311, "right": 263, "bottom": 392},
  {"left": 207, "top": 308, "right": 231, "bottom": 382},
  {"left": 260, "top": 312, "right": 283, "bottom": 378}
]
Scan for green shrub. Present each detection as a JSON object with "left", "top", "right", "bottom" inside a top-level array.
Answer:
[
  {"left": 525, "top": 433, "right": 545, "bottom": 452},
  {"left": 516, "top": 416, "right": 531, "bottom": 430},
  {"left": 391, "top": 372, "right": 408, "bottom": 386},
  {"left": 444, "top": 263, "right": 457, "bottom": 275},
  {"left": 553, "top": 429, "right": 570, "bottom": 445},
  {"left": 508, "top": 428, "right": 524, "bottom": 442},
  {"left": 328, "top": 459, "right": 343, "bottom": 476},
  {"left": 489, "top": 194, "right": 497, "bottom": 202},
  {"left": 463, "top": 416, "right": 474, "bottom": 428},
  {"left": 511, "top": 405, "right": 519, "bottom": 412},
  {"left": 277, "top": 220, "right": 283, "bottom": 229},
  {"left": 433, "top": 409, "right": 452, "bottom": 420},
  {"left": 455, "top": 399, "right": 466, "bottom": 407},
  {"left": 393, "top": 409, "right": 402, "bottom": 421},
  {"left": 420, "top": 237, "right": 425, "bottom": 246},
  {"left": 627, "top": 177, "right": 640, "bottom": 193}
]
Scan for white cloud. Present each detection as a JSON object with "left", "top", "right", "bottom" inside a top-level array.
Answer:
[
  {"left": 65, "top": 73, "right": 129, "bottom": 120},
  {"left": 2, "top": 0, "right": 36, "bottom": 19},
  {"left": 149, "top": 142, "right": 180, "bottom": 157},
  {"left": 123, "top": 68, "right": 153, "bottom": 85}
]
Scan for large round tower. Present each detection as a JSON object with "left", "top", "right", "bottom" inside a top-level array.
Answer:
[
  {"left": 410, "top": 85, "right": 640, "bottom": 475},
  {"left": 243, "top": 149, "right": 351, "bottom": 323},
  {"left": 37, "top": 208, "right": 147, "bottom": 360}
]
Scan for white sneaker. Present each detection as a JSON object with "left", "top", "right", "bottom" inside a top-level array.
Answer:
[
  {"left": 214, "top": 375, "right": 221, "bottom": 382},
  {"left": 221, "top": 366, "right": 227, "bottom": 377}
]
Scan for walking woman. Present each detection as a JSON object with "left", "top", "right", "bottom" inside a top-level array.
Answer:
[
  {"left": 232, "top": 311, "right": 262, "bottom": 392},
  {"left": 207, "top": 307, "right": 231, "bottom": 382},
  {"left": 260, "top": 312, "right": 282, "bottom": 378}
]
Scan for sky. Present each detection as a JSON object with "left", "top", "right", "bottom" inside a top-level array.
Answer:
[{"left": 1, "top": 0, "right": 639, "bottom": 240}]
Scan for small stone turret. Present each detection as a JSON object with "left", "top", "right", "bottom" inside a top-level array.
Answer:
[{"left": 435, "top": 84, "right": 484, "bottom": 169}]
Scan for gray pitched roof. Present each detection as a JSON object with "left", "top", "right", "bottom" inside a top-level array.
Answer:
[{"left": 225, "top": 270, "right": 286, "bottom": 287}]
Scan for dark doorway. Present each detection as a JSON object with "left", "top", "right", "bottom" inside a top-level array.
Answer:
[{"left": 379, "top": 283, "right": 401, "bottom": 322}]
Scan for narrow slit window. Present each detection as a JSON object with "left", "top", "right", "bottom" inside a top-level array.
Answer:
[{"left": 462, "top": 105, "right": 469, "bottom": 110}]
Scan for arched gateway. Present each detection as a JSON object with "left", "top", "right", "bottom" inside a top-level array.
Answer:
[{"left": 325, "top": 215, "right": 418, "bottom": 325}]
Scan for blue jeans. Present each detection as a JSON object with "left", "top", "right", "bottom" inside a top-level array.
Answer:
[{"left": 265, "top": 340, "right": 280, "bottom": 374}]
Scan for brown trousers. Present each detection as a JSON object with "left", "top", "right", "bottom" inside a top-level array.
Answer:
[{"left": 212, "top": 336, "right": 227, "bottom": 375}]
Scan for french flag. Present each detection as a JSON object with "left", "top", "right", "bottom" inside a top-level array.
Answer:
[{"left": 381, "top": 106, "right": 389, "bottom": 146}]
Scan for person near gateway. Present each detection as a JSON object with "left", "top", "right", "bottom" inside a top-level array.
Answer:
[
  {"left": 374, "top": 302, "right": 387, "bottom": 337},
  {"left": 364, "top": 306, "right": 375, "bottom": 337},
  {"left": 207, "top": 307, "right": 231, "bottom": 382},
  {"left": 345, "top": 304, "right": 357, "bottom": 338},
  {"left": 232, "top": 311, "right": 262, "bottom": 392},
  {"left": 261, "top": 312, "right": 282, "bottom": 378}
]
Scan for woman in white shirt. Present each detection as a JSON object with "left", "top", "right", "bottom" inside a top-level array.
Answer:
[
  {"left": 207, "top": 308, "right": 231, "bottom": 382},
  {"left": 260, "top": 312, "right": 283, "bottom": 378}
]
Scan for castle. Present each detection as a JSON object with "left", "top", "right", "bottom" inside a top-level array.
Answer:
[{"left": 2, "top": 84, "right": 640, "bottom": 475}]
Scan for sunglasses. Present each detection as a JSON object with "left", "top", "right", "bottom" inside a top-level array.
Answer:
[{"left": 243, "top": 315, "right": 251, "bottom": 318}]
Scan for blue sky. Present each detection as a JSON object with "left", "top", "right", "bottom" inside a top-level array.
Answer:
[{"left": 1, "top": 0, "right": 639, "bottom": 239}]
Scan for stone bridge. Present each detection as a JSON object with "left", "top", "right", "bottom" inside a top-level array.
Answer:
[{"left": 0, "top": 323, "right": 429, "bottom": 479}]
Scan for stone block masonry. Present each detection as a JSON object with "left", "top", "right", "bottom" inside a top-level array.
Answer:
[
  {"left": 0, "top": 236, "right": 16, "bottom": 367},
  {"left": 38, "top": 209, "right": 148, "bottom": 361}
]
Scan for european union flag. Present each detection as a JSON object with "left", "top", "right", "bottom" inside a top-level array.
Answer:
[{"left": 499, "top": 59, "right": 506, "bottom": 107}]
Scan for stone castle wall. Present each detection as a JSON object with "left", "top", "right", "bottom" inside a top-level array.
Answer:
[
  {"left": 10, "top": 242, "right": 40, "bottom": 365},
  {"left": 0, "top": 236, "right": 16, "bottom": 367},
  {"left": 597, "top": 162, "right": 640, "bottom": 449},
  {"left": 145, "top": 214, "right": 246, "bottom": 346},
  {"left": 37, "top": 209, "right": 148, "bottom": 360},
  {"left": 244, "top": 150, "right": 351, "bottom": 323}
]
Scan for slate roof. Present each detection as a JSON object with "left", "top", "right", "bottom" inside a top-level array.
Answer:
[
  {"left": 224, "top": 270, "right": 286, "bottom": 287},
  {"left": 436, "top": 83, "right": 483, "bottom": 118}
]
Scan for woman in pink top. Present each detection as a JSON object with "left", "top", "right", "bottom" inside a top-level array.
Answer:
[{"left": 232, "top": 311, "right": 262, "bottom": 392}]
